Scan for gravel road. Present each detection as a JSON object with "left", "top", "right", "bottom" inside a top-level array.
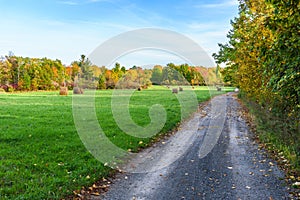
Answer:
[{"left": 95, "top": 93, "right": 289, "bottom": 200}]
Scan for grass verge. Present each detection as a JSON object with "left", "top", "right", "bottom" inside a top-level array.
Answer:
[{"left": 239, "top": 94, "right": 300, "bottom": 176}]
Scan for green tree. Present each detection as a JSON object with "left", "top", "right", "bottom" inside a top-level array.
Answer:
[
  {"left": 220, "top": 65, "right": 237, "bottom": 86},
  {"left": 78, "top": 54, "right": 93, "bottom": 80},
  {"left": 98, "top": 74, "right": 106, "bottom": 89},
  {"left": 151, "top": 65, "right": 163, "bottom": 85}
]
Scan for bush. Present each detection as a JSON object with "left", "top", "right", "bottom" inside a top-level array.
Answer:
[
  {"left": 66, "top": 82, "right": 74, "bottom": 90},
  {"left": 241, "top": 94, "right": 300, "bottom": 174},
  {"left": 0, "top": 88, "right": 6, "bottom": 93},
  {"left": 7, "top": 85, "right": 14, "bottom": 93}
]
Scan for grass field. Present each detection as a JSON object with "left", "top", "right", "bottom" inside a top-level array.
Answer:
[{"left": 0, "top": 86, "right": 232, "bottom": 199}]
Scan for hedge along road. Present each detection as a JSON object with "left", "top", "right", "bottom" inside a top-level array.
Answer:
[{"left": 91, "top": 93, "right": 289, "bottom": 200}]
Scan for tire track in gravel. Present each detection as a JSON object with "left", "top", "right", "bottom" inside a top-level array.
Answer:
[{"left": 94, "top": 93, "right": 289, "bottom": 200}]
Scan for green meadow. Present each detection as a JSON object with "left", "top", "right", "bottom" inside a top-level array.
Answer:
[{"left": 0, "top": 86, "right": 231, "bottom": 199}]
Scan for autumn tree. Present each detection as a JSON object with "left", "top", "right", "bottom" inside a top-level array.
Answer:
[
  {"left": 213, "top": 0, "right": 300, "bottom": 168},
  {"left": 0, "top": 55, "right": 66, "bottom": 91},
  {"left": 213, "top": 0, "right": 299, "bottom": 114},
  {"left": 160, "top": 63, "right": 204, "bottom": 86}
]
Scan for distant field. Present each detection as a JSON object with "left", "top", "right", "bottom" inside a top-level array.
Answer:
[{"left": 0, "top": 86, "right": 232, "bottom": 199}]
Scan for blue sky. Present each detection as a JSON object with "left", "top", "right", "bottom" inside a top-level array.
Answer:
[{"left": 0, "top": 0, "right": 239, "bottom": 67}]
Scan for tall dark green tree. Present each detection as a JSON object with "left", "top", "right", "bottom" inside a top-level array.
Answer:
[
  {"left": 97, "top": 74, "right": 106, "bottom": 89},
  {"left": 150, "top": 65, "right": 163, "bottom": 85}
]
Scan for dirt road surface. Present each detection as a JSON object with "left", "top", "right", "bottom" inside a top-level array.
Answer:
[{"left": 94, "top": 93, "right": 289, "bottom": 200}]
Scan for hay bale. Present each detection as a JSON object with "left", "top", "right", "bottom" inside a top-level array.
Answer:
[
  {"left": 59, "top": 87, "right": 68, "bottom": 96},
  {"left": 179, "top": 87, "right": 183, "bottom": 92},
  {"left": 73, "top": 87, "right": 84, "bottom": 94},
  {"left": 172, "top": 88, "right": 178, "bottom": 94}
]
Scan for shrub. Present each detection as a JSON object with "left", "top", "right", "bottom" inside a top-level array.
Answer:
[
  {"left": 0, "top": 88, "right": 6, "bottom": 93},
  {"left": 7, "top": 85, "right": 14, "bottom": 93},
  {"left": 67, "top": 82, "right": 74, "bottom": 90}
]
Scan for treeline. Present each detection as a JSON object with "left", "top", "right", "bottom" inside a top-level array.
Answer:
[
  {"left": 0, "top": 54, "right": 221, "bottom": 92},
  {"left": 0, "top": 55, "right": 65, "bottom": 92},
  {"left": 214, "top": 0, "right": 299, "bottom": 169}
]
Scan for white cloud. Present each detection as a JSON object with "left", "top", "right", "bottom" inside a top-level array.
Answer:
[
  {"left": 0, "top": 0, "right": 238, "bottom": 67},
  {"left": 181, "top": 19, "right": 231, "bottom": 59},
  {"left": 88, "top": 0, "right": 112, "bottom": 2},
  {"left": 196, "top": 0, "right": 238, "bottom": 9},
  {"left": 187, "top": 22, "right": 223, "bottom": 31},
  {"left": 57, "top": 0, "right": 113, "bottom": 6},
  {"left": 57, "top": 1, "right": 79, "bottom": 5},
  {"left": 184, "top": 30, "right": 230, "bottom": 62}
]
